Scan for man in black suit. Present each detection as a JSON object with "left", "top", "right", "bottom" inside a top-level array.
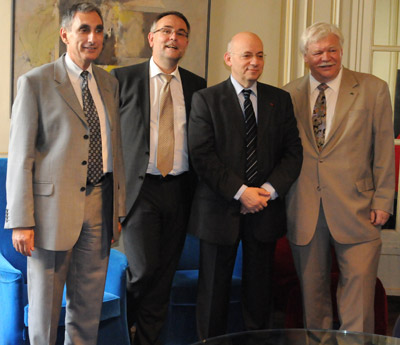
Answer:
[
  {"left": 111, "top": 11, "right": 206, "bottom": 345},
  {"left": 188, "top": 32, "right": 302, "bottom": 340}
]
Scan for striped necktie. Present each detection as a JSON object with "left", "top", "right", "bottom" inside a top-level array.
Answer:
[
  {"left": 81, "top": 71, "right": 103, "bottom": 184},
  {"left": 242, "top": 89, "right": 258, "bottom": 185}
]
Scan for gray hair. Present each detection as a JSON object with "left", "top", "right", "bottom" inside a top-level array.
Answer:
[
  {"left": 300, "top": 22, "right": 344, "bottom": 55},
  {"left": 61, "top": 2, "right": 103, "bottom": 30}
]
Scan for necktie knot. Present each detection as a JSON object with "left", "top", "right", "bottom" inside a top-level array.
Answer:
[
  {"left": 242, "top": 89, "right": 252, "bottom": 100},
  {"left": 160, "top": 74, "right": 173, "bottom": 85},
  {"left": 317, "top": 83, "right": 328, "bottom": 92}
]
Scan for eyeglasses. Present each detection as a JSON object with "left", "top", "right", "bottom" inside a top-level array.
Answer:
[
  {"left": 153, "top": 27, "right": 189, "bottom": 38},
  {"left": 230, "top": 52, "right": 266, "bottom": 60}
]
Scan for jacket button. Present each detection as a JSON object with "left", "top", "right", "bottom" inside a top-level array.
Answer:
[
  {"left": 83, "top": 135, "right": 89, "bottom": 140},
  {"left": 80, "top": 187, "right": 86, "bottom": 192},
  {"left": 139, "top": 175, "right": 144, "bottom": 180},
  {"left": 82, "top": 161, "right": 87, "bottom": 165},
  {"left": 317, "top": 186, "right": 321, "bottom": 191}
]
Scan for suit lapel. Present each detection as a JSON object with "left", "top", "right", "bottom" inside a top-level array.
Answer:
[
  {"left": 93, "top": 65, "right": 114, "bottom": 130},
  {"left": 324, "top": 68, "right": 358, "bottom": 148},
  {"left": 54, "top": 55, "right": 86, "bottom": 124},
  {"left": 294, "top": 75, "right": 320, "bottom": 152},
  {"left": 179, "top": 67, "right": 191, "bottom": 121},
  {"left": 256, "top": 83, "right": 275, "bottom": 140},
  {"left": 226, "top": 79, "right": 246, "bottom": 138},
  {"left": 141, "top": 61, "right": 151, "bottom": 143}
]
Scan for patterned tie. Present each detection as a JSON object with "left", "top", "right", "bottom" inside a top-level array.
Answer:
[
  {"left": 312, "top": 83, "right": 329, "bottom": 151},
  {"left": 157, "top": 74, "right": 175, "bottom": 177},
  {"left": 242, "top": 89, "right": 258, "bottom": 185},
  {"left": 81, "top": 71, "right": 103, "bottom": 184}
]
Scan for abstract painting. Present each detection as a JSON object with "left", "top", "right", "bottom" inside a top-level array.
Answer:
[{"left": 12, "top": 0, "right": 210, "bottom": 99}]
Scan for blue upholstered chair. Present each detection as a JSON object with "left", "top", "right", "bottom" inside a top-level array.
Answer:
[
  {"left": 0, "top": 158, "right": 130, "bottom": 345},
  {"left": 161, "top": 234, "right": 244, "bottom": 345}
]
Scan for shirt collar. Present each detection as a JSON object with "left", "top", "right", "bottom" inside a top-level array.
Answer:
[
  {"left": 65, "top": 53, "right": 94, "bottom": 81},
  {"left": 230, "top": 75, "right": 258, "bottom": 97},
  {"left": 149, "top": 56, "right": 181, "bottom": 83},
  {"left": 310, "top": 66, "right": 343, "bottom": 93}
]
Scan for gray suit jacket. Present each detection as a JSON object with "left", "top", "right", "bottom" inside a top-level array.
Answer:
[
  {"left": 283, "top": 68, "right": 395, "bottom": 245},
  {"left": 5, "top": 55, "right": 126, "bottom": 251}
]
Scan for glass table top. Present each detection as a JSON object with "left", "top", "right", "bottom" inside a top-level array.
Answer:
[{"left": 190, "top": 328, "right": 400, "bottom": 345}]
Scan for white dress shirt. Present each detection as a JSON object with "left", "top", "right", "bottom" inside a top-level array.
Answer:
[
  {"left": 230, "top": 75, "right": 278, "bottom": 201},
  {"left": 147, "top": 57, "right": 188, "bottom": 175},
  {"left": 65, "top": 53, "right": 112, "bottom": 173}
]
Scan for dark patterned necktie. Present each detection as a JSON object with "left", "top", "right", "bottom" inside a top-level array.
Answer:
[
  {"left": 242, "top": 89, "right": 258, "bottom": 185},
  {"left": 81, "top": 71, "right": 103, "bottom": 184},
  {"left": 312, "top": 83, "right": 329, "bottom": 151},
  {"left": 157, "top": 74, "right": 175, "bottom": 177}
]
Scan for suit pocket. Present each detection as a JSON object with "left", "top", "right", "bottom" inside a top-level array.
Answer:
[
  {"left": 355, "top": 177, "right": 374, "bottom": 192},
  {"left": 33, "top": 182, "right": 54, "bottom": 196}
]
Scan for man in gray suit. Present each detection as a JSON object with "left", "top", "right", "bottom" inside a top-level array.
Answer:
[
  {"left": 112, "top": 11, "right": 205, "bottom": 345},
  {"left": 283, "top": 22, "right": 395, "bottom": 333},
  {"left": 5, "top": 3, "right": 125, "bottom": 344}
]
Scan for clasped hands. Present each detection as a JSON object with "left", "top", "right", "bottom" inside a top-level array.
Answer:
[{"left": 239, "top": 187, "right": 270, "bottom": 215}]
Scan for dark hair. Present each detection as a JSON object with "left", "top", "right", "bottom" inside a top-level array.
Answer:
[
  {"left": 61, "top": 2, "right": 103, "bottom": 30},
  {"left": 150, "top": 11, "right": 190, "bottom": 35}
]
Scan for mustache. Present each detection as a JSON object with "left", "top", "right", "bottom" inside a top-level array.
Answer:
[{"left": 318, "top": 62, "right": 334, "bottom": 67}]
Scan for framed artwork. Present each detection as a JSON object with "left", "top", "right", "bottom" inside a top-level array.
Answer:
[{"left": 11, "top": 0, "right": 210, "bottom": 100}]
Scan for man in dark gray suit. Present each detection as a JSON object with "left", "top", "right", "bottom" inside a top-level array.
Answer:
[
  {"left": 111, "top": 11, "right": 206, "bottom": 345},
  {"left": 6, "top": 3, "right": 125, "bottom": 344},
  {"left": 188, "top": 32, "right": 302, "bottom": 340}
]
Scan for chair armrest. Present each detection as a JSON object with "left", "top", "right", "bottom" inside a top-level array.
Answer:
[{"left": 104, "top": 249, "right": 128, "bottom": 297}]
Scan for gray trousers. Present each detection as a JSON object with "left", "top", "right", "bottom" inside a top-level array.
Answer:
[{"left": 27, "top": 177, "right": 112, "bottom": 345}]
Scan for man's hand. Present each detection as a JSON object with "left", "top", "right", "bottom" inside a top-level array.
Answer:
[
  {"left": 370, "top": 209, "right": 390, "bottom": 226},
  {"left": 12, "top": 228, "right": 34, "bottom": 256},
  {"left": 239, "top": 187, "right": 270, "bottom": 214}
]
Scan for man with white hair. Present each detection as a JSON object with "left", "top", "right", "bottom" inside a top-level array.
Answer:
[{"left": 284, "top": 22, "right": 395, "bottom": 333}]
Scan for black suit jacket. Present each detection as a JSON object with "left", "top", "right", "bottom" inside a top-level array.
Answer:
[
  {"left": 188, "top": 78, "right": 303, "bottom": 245},
  {"left": 111, "top": 60, "right": 206, "bottom": 216}
]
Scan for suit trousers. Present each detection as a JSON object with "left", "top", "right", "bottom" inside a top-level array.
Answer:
[
  {"left": 290, "top": 202, "right": 381, "bottom": 333},
  {"left": 123, "top": 173, "right": 190, "bottom": 345},
  {"left": 196, "top": 220, "right": 276, "bottom": 341},
  {"left": 27, "top": 176, "right": 113, "bottom": 345}
]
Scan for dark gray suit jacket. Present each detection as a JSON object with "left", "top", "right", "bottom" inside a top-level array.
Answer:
[
  {"left": 188, "top": 78, "right": 303, "bottom": 245},
  {"left": 111, "top": 60, "right": 206, "bottom": 216}
]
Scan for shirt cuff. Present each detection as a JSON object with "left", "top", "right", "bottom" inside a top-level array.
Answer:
[
  {"left": 234, "top": 185, "right": 248, "bottom": 200},
  {"left": 261, "top": 182, "right": 278, "bottom": 200}
]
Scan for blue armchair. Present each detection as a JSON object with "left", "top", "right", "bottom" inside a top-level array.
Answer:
[
  {"left": 161, "top": 234, "right": 244, "bottom": 345},
  {"left": 0, "top": 158, "right": 130, "bottom": 345}
]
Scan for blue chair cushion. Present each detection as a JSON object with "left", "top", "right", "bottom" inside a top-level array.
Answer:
[
  {"left": 24, "top": 291, "right": 120, "bottom": 326},
  {"left": 170, "top": 270, "right": 242, "bottom": 305}
]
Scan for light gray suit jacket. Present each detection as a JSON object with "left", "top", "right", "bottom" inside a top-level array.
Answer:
[
  {"left": 283, "top": 68, "right": 395, "bottom": 245},
  {"left": 5, "top": 55, "right": 126, "bottom": 251}
]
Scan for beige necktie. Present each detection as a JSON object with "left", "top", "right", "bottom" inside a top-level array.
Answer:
[{"left": 157, "top": 74, "right": 174, "bottom": 176}]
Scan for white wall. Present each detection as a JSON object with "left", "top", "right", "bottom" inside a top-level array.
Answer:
[
  {"left": 207, "top": 0, "right": 284, "bottom": 87},
  {"left": 0, "top": 0, "right": 12, "bottom": 156}
]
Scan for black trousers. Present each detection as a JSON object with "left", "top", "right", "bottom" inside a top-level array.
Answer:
[
  {"left": 196, "top": 220, "right": 277, "bottom": 341},
  {"left": 123, "top": 173, "right": 191, "bottom": 345}
]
